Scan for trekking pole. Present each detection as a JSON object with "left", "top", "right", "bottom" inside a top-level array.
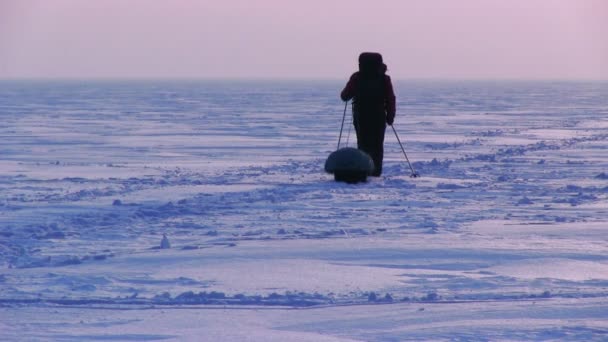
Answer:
[
  {"left": 391, "top": 125, "right": 420, "bottom": 178},
  {"left": 345, "top": 104, "right": 353, "bottom": 147},
  {"left": 337, "top": 101, "right": 348, "bottom": 150}
]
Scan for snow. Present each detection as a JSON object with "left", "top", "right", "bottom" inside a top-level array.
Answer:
[{"left": 1, "top": 80, "right": 608, "bottom": 340}]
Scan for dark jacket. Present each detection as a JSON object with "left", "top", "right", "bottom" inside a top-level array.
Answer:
[{"left": 340, "top": 72, "right": 396, "bottom": 125}]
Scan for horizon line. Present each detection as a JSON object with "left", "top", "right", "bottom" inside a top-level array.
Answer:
[{"left": 1, "top": 76, "right": 607, "bottom": 83}]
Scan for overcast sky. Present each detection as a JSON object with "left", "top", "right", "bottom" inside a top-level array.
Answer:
[{"left": 1, "top": 0, "right": 607, "bottom": 80}]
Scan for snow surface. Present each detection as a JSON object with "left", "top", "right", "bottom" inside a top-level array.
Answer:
[{"left": 1, "top": 80, "right": 608, "bottom": 341}]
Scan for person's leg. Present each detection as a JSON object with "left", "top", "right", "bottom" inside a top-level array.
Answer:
[
  {"left": 367, "top": 123, "right": 386, "bottom": 176},
  {"left": 354, "top": 117, "right": 363, "bottom": 150},
  {"left": 357, "top": 129, "right": 375, "bottom": 171},
  {"left": 355, "top": 113, "right": 385, "bottom": 176}
]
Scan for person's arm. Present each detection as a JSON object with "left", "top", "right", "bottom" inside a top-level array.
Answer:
[
  {"left": 385, "top": 75, "right": 396, "bottom": 125},
  {"left": 340, "top": 73, "right": 358, "bottom": 101}
]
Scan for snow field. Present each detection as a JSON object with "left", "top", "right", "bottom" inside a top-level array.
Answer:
[{"left": 1, "top": 80, "right": 607, "bottom": 340}]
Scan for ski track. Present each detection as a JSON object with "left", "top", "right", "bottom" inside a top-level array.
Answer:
[
  {"left": 3, "top": 130, "right": 606, "bottom": 267},
  {"left": 1, "top": 80, "right": 608, "bottom": 340}
]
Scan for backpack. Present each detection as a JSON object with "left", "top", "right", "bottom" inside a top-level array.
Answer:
[
  {"left": 358, "top": 52, "right": 384, "bottom": 75},
  {"left": 355, "top": 52, "right": 386, "bottom": 115}
]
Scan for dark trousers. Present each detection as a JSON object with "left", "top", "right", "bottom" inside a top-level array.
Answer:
[{"left": 354, "top": 113, "right": 386, "bottom": 176}]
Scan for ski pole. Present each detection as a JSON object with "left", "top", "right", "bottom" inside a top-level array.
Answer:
[
  {"left": 391, "top": 125, "right": 420, "bottom": 178},
  {"left": 345, "top": 104, "right": 353, "bottom": 147},
  {"left": 337, "top": 101, "right": 348, "bottom": 150}
]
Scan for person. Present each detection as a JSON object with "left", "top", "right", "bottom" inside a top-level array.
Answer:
[{"left": 340, "top": 52, "right": 396, "bottom": 177}]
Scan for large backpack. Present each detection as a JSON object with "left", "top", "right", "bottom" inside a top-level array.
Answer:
[
  {"left": 355, "top": 52, "right": 386, "bottom": 116},
  {"left": 358, "top": 52, "right": 384, "bottom": 74}
]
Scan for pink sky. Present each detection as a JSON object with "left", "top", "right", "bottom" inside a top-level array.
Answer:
[{"left": 0, "top": 0, "right": 607, "bottom": 79}]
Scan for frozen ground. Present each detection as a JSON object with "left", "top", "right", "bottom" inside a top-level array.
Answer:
[{"left": 1, "top": 80, "right": 608, "bottom": 341}]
